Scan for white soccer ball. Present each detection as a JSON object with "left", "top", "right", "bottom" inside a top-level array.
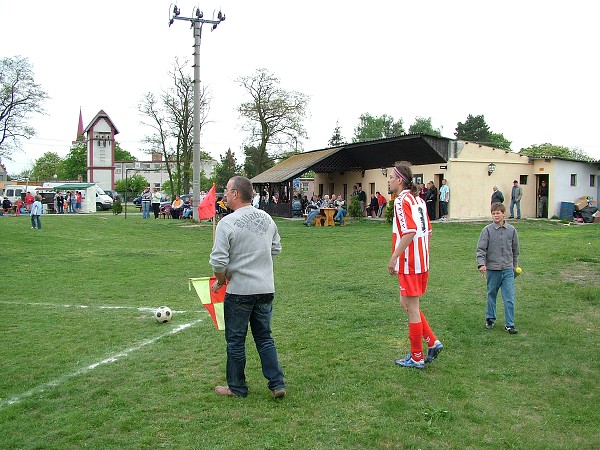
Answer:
[{"left": 155, "top": 306, "right": 173, "bottom": 323}]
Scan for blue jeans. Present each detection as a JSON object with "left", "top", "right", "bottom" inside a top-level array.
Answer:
[
  {"left": 142, "top": 202, "right": 151, "bottom": 218},
  {"left": 31, "top": 215, "right": 41, "bottom": 229},
  {"left": 224, "top": 293, "right": 285, "bottom": 397},
  {"left": 334, "top": 208, "right": 347, "bottom": 225},
  {"left": 510, "top": 199, "right": 521, "bottom": 218},
  {"left": 304, "top": 209, "right": 321, "bottom": 225},
  {"left": 485, "top": 268, "right": 516, "bottom": 327}
]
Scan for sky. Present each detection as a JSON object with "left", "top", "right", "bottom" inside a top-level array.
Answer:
[{"left": 2, "top": 0, "right": 599, "bottom": 176}]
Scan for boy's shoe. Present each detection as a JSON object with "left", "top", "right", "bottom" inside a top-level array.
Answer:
[
  {"left": 485, "top": 319, "right": 494, "bottom": 329},
  {"left": 425, "top": 340, "right": 444, "bottom": 363},
  {"left": 505, "top": 326, "right": 519, "bottom": 334},
  {"left": 395, "top": 354, "right": 425, "bottom": 369}
]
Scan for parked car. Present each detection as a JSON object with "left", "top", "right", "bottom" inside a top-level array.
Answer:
[{"left": 104, "top": 190, "right": 122, "bottom": 202}]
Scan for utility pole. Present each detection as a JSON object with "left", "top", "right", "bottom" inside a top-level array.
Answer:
[{"left": 169, "top": 4, "right": 225, "bottom": 219}]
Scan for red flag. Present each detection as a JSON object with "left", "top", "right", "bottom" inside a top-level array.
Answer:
[
  {"left": 189, "top": 276, "right": 225, "bottom": 330},
  {"left": 197, "top": 183, "right": 216, "bottom": 219}
]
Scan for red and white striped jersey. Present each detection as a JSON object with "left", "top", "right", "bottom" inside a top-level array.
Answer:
[{"left": 392, "top": 189, "right": 431, "bottom": 274}]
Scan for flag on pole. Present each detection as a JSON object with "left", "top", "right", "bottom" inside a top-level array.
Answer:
[
  {"left": 197, "top": 183, "right": 216, "bottom": 220},
  {"left": 189, "top": 276, "right": 225, "bottom": 330}
]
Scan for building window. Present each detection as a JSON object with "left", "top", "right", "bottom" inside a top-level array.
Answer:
[
  {"left": 519, "top": 175, "right": 528, "bottom": 185},
  {"left": 413, "top": 173, "right": 423, "bottom": 185},
  {"left": 115, "top": 168, "right": 121, "bottom": 174},
  {"left": 153, "top": 183, "right": 161, "bottom": 188},
  {"left": 301, "top": 182, "right": 309, "bottom": 191},
  {"left": 590, "top": 175, "right": 596, "bottom": 187},
  {"left": 570, "top": 174, "right": 577, "bottom": 186}
]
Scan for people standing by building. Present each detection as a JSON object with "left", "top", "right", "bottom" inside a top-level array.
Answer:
[
  {"left": 491, "top": 186, "right": 504, "bottom": 204},
  {"left": 476, "top": 202, "right": 520, "bottom": 334},
  {"left": 388, "top": 162, "right": 443, "bottom": 369},
  {"left": 425, "top": 181, "right": 437, "bottom": 221},
  {"left": 509, "top": 180, "right": 523, "bottom": 219},
  {"left": 14, "top": 197, "right": 23, "bottom": 216},
  {"left": 75, "top": 191, "right": 82, "bottom": 213},
  {"left": 69, "top": 191, "right": 77, "bottom": 213},
  {"left": 357, "top": 185, "right": 367, "bottom": 216},
  {"left": 376, "top": 191, "right": 387, "bottom": 217},
  {"left": 367, "top": 194, "right": 379, "bottom": 218},
  {"left": 537, "top": 180, "right": 548, "bottom": 218},
  {"left": 210, "top": 175, "right": 286, "bottom": 398},
  {"left": 30, "top": 195, "right": 43, "bottom": 229},
  {"left": 151, "top": 188, "right": 162, "bottom": 219},
  {"left": 25, "top": 191, "right": 34, "bottom": 212},
  {"left": 418, "top": 183, "right": 427, "bottom": 202},
  {"left": 55, "top": 191, "right": 64, "bottom": 214},
  {"left": 141, "top": 187, "right": 151, "bottom": 219},
  {"left": 439, "top": 179, "right": 450, "bottom": 221}
]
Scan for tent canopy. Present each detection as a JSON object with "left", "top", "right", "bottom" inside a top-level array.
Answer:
[{"left": 52, "top": 183, "right": 95, "bottom": 190}]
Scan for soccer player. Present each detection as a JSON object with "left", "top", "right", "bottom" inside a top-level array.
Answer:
[{"left": 388, "top": 162, "right": 443, "bottom": 368}]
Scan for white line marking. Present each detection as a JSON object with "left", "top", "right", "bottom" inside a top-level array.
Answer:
[
  {"left": 0, "top": 301, "right": 193, "bottom": 314},
  {"left": 0, "top": 319, "right": 204, "bottom": 409}
]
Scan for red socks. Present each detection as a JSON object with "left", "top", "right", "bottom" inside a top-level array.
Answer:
[
  {"left": 408, "top": 311, "right": 437, "bottom": 361},
  {"left": 408, "top": 322, "right": 424, "bottom": 361},
  {"left": 420, "top": 310, "right": 437, "bottom": 348}
]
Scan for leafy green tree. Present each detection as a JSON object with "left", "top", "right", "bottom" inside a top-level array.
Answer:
[
  {"left": 30, "top": 151, "right": 63, "bottom": 182},
  {"left": 352, "top": 113, "right": 404, "bottom": 142},
  {"left": 214, "top": 148, "right": 242, "bottom": 192},
  {"left": 519, "top": 143, "right": 594, "bottom": 161},
  {"left": 62, "top": 142, "right": 87, "bottom": 181},
  {"left": 347, "top": 195, "right": 363, "bottom": 219},
  {"left": 489, "top": 132, "right": 512, "bottom": 150},
  {"left": 114, "top": 143, "right": 137, "bottom": 161},
  {"left": 408, "top": 117, "right": 442, "bottom": 137},
  {"left": 328, "top": 121, "right": 346, "bottom": 146},
  {"left": 454, "top": 114, "right": 492, "bottom": 143},
  {"left": 0, "top": 56, "right": 49, "bottom": 159},
  {"left": 238, "top": 68, "right": 309, "bottom": 174},
  {"left": 115, "top": 174, "right": 148, "bottom": 199},
  {"left": 243, "top": 145, "right": 273, "bottom": 179}
]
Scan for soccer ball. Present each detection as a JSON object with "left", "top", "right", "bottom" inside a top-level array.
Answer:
[{"left": 155, "top": 306, "right": 172, "bottom": 323}]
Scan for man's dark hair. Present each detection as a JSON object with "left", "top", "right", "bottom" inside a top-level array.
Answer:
[{"left": 230, "top": 176, "right": 253, "bottom": 202}]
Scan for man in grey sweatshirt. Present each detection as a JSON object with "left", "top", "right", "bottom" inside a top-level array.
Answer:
[{"left": 210, "top": 176, "right": 286, "bottom": 399}]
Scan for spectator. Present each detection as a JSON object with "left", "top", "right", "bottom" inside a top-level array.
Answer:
[
  {"left": 357, "top": 186, "right": 367, "bottom": 216},
  {"left": 14, "top": 197, "right": 23, "bottom": 216},
  {"left": 537, "top": 180, "right": 548, "bottom": 218},
  {"left": 377, "top": 191, "right": 387, "bottom": 217},
  {"left": 25, "top": 191, "right": 34, "bottom": 212},
  {"left": 425, "top": 181, "right": 437, "bottom": 221},
  {"left": 367, "top": 194, "right": 379, "bottom": 218},
  {"left": 151, "top": 188, "right": 162, "bottom": 219},
  {"left": 141, "top": 187, "right": 152, "bottom": 219},
  {"left": 491, "top": 186, "right": 504, "bottom": 204},
  {"left": 439, "top": 179, "right": 450, "bottom": 221},
  {"left": 509, "top": 180, "right": 523, "bottom": 219},
  {"left": 170, "top": 195, "right": 184, "bottom": 219},
  {"left": 2, "top": 197, "right": 12, "bottom": 212},
  {"left": 334, "top": 195, "right": 347, "bottom": 226}
]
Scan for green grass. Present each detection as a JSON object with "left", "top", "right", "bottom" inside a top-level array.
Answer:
[{"left": 1, "top": 214, "right": 599, "bottom": 449}]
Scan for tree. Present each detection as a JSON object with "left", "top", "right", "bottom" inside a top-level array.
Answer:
[
  {"left": 454, "top": 114, "right": 492, "bottom": 143},
  {"left": 519, "top": 143, "right": 594, "bottom": 161},
  {"left": 213, "top": 148, "right": 242, "bottom": 192},
  {"left": 352, "top": 113, "right": 404, "bottom": 142},
  {"left": 488, "top": 132, "right": 512, "bottom": 150},
  {"left": 0, "top": 56, "right": 49, "bottom": 159},
  {"left": 238, "top": 68, "right": 309, "bottom": 175},
  {"left": 139, "top": 58, "right": 210, "bottom": 196},
  {"left": 115, "top": 173, "right": 148, "bottom": 197},
  {"left": 328, "top": 121, "right": 346, "bottom": 147},
  {"left": 114, "top": 143, "right": 137, "bottom": 162},
  {"left": 408, "top": 117, "right": 442, "bottom": 137},
  {"left": 30, "top": 152, "right": 63, "bottom": 182},
  {"left": 62, "top": 142, "right": 87, "bottom": 181},
  {"left": 243, "top": 145, "right": 273, "bottom": 179}
]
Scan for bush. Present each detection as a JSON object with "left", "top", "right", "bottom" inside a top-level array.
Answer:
[
  {"left": 385, "top": 200, "right": 394, "bottom": 223},
  {"left": 348, "top": 195, "right": 363, "bottom": 219},
  {"left": 112, "top": 200, "right": 122, "bottom": 215}
]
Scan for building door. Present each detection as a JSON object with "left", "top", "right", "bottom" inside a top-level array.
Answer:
[
  {"left": 435, "top": 174, "right": 444, "bottom": 219},
  {"left": 536, "top": 175, "right": 549, "bottom": 218}
]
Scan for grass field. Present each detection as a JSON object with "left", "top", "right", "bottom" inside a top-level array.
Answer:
[{"left": 1, "top": 213, "right": 599, "bottom": 449}]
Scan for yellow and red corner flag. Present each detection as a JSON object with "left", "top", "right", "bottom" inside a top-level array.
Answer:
[
  {"left": 197, "top": 183, "right": 216, "bottom": 220},
  {"left": 189, "top": 276, "right": 225, "bottom": 330}
]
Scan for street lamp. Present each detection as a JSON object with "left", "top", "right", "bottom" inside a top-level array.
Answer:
[
  {"left": 488, "top": 163, "right": 496, "bottom": 176},
  {"left": 169, "top": 4, "right": 225, "bottom": 219}
]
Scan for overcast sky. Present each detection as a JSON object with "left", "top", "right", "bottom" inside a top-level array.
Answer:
[{"left": 2, "top": 0, "right": 599, "bottom": 175}]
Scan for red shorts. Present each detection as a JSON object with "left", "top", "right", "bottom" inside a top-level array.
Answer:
[{"left": 399, "top": 272, "right": 429, "bottom": 297}]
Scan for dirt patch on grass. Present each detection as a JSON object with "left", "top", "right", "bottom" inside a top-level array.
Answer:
[{"left": 560, "top": 262, "right": 600, "bottom": 284}]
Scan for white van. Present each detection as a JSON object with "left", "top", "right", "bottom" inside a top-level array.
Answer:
[
  {"left": 1, "top": 185, "right": 42, "bottom": 203},
  {"left": 94, "top": 185, "right": 114, "bottom": 211}
]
